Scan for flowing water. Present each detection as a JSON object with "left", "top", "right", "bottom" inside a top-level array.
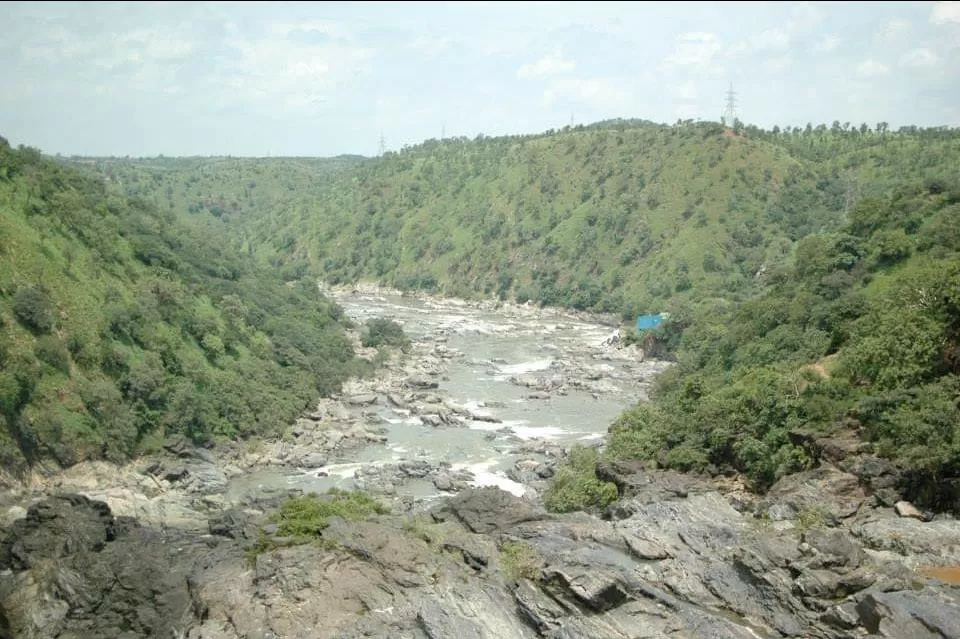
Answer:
[{"left": 226, "top": 291, "right": 665, "bottom": 502}]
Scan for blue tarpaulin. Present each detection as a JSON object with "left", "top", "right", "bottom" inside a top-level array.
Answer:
[{"left": 636, "top": 314, "right": 666, "bottom": 331}]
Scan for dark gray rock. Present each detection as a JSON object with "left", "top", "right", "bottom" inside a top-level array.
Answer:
[
  {"left": 803, "top": 527, "right": 865, "bottom": 569},
  {"left": 436, "top": 487, "right": 545, "bottom": 533},
  {"left": 406, "top": 376, "right": 438, "bottom": 389},
  {"left": 856, "top": 587, "right": 960, "bottom": 638}
]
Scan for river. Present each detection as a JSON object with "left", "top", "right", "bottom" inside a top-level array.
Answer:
[{"left": 226, "top": 289, "right": 668, "bottom": 503}]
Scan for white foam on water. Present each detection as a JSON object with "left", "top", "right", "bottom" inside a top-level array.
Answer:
[
  {"left": 578, "top": 433, "right": 605, "bottom": 441},
  {"left": 498, "top": 359, "right": 554, "bottom": 375},
  {"left": 467, "top": 420, "right": 507, "bottom": 432},
  {"left": 315, "top": 462, "right": 368, "bottom": 479},
  {"left": 452, "top": 459, "right": 528, "bottom": 497},
  {"left": 510, "top": 424, "right": 565, "bottom": 440}
]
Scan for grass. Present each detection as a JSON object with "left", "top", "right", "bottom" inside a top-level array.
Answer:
[
  {"left": 246, "top": 489, "right": 388, "bottom": 562},
  {"left": 499, "top": 540, "right": 542, "bottom": 581}
]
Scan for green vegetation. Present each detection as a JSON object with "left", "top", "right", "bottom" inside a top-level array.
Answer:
[
  {"left": 360, "top": 317, "right": 410, "bottom": 350},
  {"left": 151, "top": 120, "right": 957, "bottom": 320},
  {"left": 61, "top": 119, "right": 960, "bottom": 510},
  {"left": 542, "top": 446, "right": 619, "bottom": 513},
  {"left": 550, "top": 182, "right": 960, "bottom": 510},
  {"left": 499, "top": 540, "right": 543, "bottom": 581},
  {"left": 0, "top": 137, "right": 366, "bottom": 473},
  {"left": 269, "top": 489, "right": 389, "bottom": 541},
  {"left": 247, "top": 489, "right": 388, "bottom": 561}
]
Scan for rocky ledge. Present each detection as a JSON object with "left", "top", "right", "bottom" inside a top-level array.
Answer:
[{"left": 3, "top": 468, "right": 960, "bottom": 639}]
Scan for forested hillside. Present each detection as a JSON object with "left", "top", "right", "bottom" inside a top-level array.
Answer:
[
  {"left": 77, "top": 155, "right": 363, "bottom": 281},
  {"left": 0, "top": 138, "right": 365, "bottom": 473},
  {"left": 77, "top": 120, "right": 960, "bottom": 506},
  {"left": 97, "top": 121, "right": 960, "bottom": 324}
]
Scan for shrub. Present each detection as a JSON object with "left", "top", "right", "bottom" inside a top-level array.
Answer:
[
  {"left": 269, "top": 489, "right": 389, "bottom": 543},
  {"left": 34, "top": 336, "right": 70, "bottom": 374},
  {"left": 361, "top": 317, "right": 410, "bottom": 350},
  {"left": 499, "top": 540, "right": 542, "bottom": 581},
  {"left": 13, "top": 286, "right": 55, "bottom": 333},
  {"left": 543, "top": 446, "right": 618, "bottom": 513}
]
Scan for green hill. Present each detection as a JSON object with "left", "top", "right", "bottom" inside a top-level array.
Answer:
[
  {"left": 0, "top": 139, "right": 366, "bottom": 473},
  {"left": 95, "top": 121, "right": 960, "bottom": 322}
]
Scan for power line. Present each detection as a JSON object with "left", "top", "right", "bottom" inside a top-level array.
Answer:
[{"left": 723, "top": 83, "right": 738, "bottom": 126}]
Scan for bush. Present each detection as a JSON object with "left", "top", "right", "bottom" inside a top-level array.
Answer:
[
  {"left": 268, "top": 489, "right": 389, "bottom": 543},
  {"left": 543, "top": 446, "right": 618, "bottom": 513},
  {"left": 13, "top": 286, "right": 55, "bottom": 333},
  {"left": 34, "top": 336, "right": 71, "bottom": 374},
  {"left": 361, "top": 317, "right": 410, "bottom": 350},
  {"left": 499, "top": 540, "right": 542, "bottom": 581}
]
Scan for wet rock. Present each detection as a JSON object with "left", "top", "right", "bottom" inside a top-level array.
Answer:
[
  {"left": 406, "top": 375, "right": 438, "bottom": 389},
  {"left": 299, "top": 452, "right": 328, "bottom": 469},
  {"left": 895, "top": 500, "right": 924, "bottom": 519},
  {"left": 435, "top": 487, "right": 545, "bottom": 533},
  {"left": 526, "top": 391, "right": 551, "bottom": 400},
  {"left": 421, "top": 414, "right": 443, "bottom": 427},
  {"left": 387, "top": 393, "right": 408, "bottom": 408},
  {"left": 345, "top": 393, "right": 378, "bottom": 406},
  {"left": 856, "top": 587, "right": 960, "bottom": 638},
  {"left": 536, "top": 464, "right": 555, "bottom": 479}
]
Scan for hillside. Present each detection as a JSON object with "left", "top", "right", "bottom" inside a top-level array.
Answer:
[
  {"left": 553, "top": 181, "right": 960, "bottom": 511},
  {"left": 91, "top": 121, "right": 960, "bottom": 324},
  {"left": 0, "top": 138, "right": 366, "bottom": 473},
  {"left": 73, "top": 120, "right": 960, "bottom": 507},
  {"left": 74, "top": 155, "right": 364, "bottom": 281}
]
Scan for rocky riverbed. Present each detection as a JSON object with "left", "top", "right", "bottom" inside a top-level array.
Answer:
[{"left": 2, "top": 286, "right": 960, "bottom": 638}]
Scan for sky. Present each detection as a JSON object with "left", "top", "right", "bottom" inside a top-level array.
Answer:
[{"left": 2, "top": 1, "right": 959, "bottom": 157}]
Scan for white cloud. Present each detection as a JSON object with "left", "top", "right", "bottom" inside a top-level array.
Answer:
[
  {"left": 857, "top": 59, "right": 890, "bottom": 77},
  {"left": 763, "top": 55, "right": 792, "bottom": 73},
  {"left": 900, "top": 47, "right": 941, "bottom": 68},
  {"left": 876, "top": 19, "right": 911, "bottom": 42},
  {"left": 664, "top": 32, "right": 723, "bottom": 68},
  {"left": 219, "top": 29, "right": 374, "bottom": 113},
  {"left": 543, "top": 77, "right": 627, "bottom": 109},
  {"left": 788, "top": 1, "right": 824, "bottom": 32},
  {"left": 410, "top": 35, "right": 452, "bottom": 58},
  {"left": 517, "top": 49, "right": 575, "bottom": 79},
  {"left": 670, "top": 80, "right": 698, "bottom": 101},
  {"left": 752, "top": 28, "right": 790, "bottom": 50},
  {"left": 931, "top": 1, "right": 960, "bottom": 25},
  {"left": 814, "top": 34, "right": 841, "bottom": 53}
]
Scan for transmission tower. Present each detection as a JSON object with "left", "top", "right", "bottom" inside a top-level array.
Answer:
[
  {"left": 441, "top": 124, "right": 446, "bottom": 140},
  {"left": 377, "top": 132, "right": 386, "bottom": 156},
  {"left": 723, "top": 83, "right": 738, "bottom": 126}
]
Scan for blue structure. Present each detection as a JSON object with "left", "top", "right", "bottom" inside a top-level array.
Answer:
[{"left": 636, "top": 313, "right": 667, "bottom": 332}]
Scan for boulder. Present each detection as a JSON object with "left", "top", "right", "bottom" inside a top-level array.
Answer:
[
  {"left": 436, "top": 487, "right": 545, "bottom": 533},
  {"left": 345, "top": 394, "right": 378, "bottom": 406},
  {"left": 406, "top": 376, "right": 439, "bottom": 389}
]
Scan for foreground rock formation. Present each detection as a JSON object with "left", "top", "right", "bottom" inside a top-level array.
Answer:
[{"left": 3, "top": 473, "right": 960, "bottom": 639}]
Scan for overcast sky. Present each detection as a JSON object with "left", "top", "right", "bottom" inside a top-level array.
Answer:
[{"left": 2, "top": 1, "right": 959, "bottom": 157}]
